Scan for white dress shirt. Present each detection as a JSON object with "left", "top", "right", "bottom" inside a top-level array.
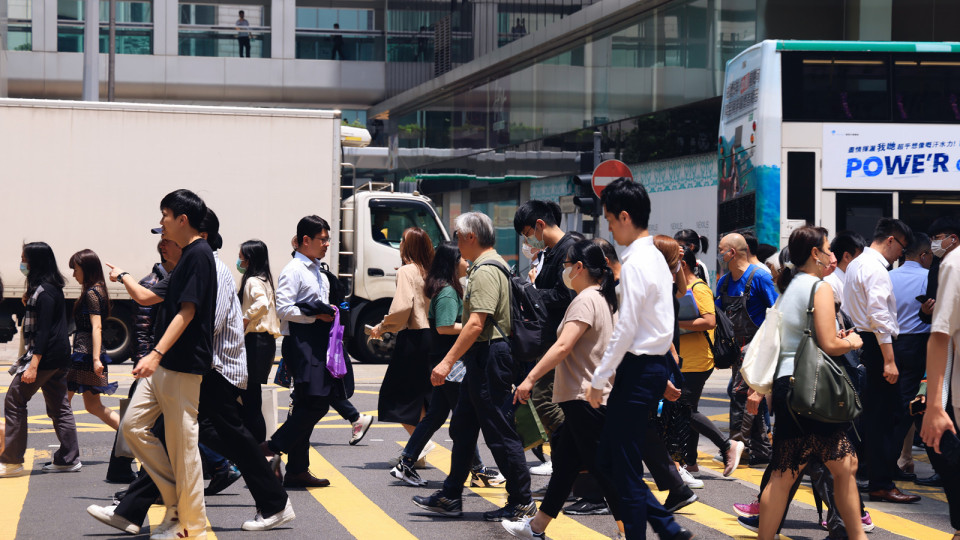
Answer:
[
  {"left": 824, "top": 266, "right": 845, "bottom": 306},
  {"left": 592, "top": 235, "right": 675, "bottom": 389},
  {"left": 889, "top": 261, "right": 931, "bottom": 335},
  {"left": 931, "top": 248, "right": 960, "bottom": 412},
  {"left": 843, "top": 247, "right": 898, "bottom": 344},
  {"left": 276, "top": 251, "right": 330, "bottom": 335},
  {"left": 212, "top": 253, "right": 248, "bottom": 389}
]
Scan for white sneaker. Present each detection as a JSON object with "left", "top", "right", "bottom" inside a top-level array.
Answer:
[
  {"left": 0, "top": 462, "right": 25, "bottom": 477},
  {"left": 529, "top": 461, "right": 552, "bottom": 476},
  {"left": 242, "top": 498, "right": 296, "bottom": 531},
  {"left": 349, "top": 414, "right": 374, "bottom": 445},
  {"left": 678, "top": 465, "right": 704, "bottom": 489},
  {"left": 418, "top": 440, "right": 436, "bottom": 461},
  {"left": 501, "top": 517, "right": 546, "bottom": 539},
  {"left": 42, "top": 460, "right": 82, "bottom": 472},
  {"left": 149, "top": 506, "right": 179, "bottom": 538},
  {"left": 86, "top": 504, "right": 140, "bottom": 534}
]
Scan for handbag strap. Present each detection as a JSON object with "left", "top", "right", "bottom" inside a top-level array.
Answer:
[{"left": 803, "top": 279, "right": 824, "bottom": 343}]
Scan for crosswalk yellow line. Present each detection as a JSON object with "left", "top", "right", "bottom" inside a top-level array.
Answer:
[
  {"left": 407, "top": 442, "right": 611, "bottom": 540},
  {"left": 0, "top": 448, "right": 34, "bottom": 538},
  {"left": 283, "top": 447, "right": 418, "bottom": 539},
  {"left": 697, "top": 451, "right": 952, "bottom": 540}
]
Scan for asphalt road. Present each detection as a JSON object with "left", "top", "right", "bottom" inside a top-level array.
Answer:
[{"left": 0, "top": 356, "right": 954, "bottom": 540}]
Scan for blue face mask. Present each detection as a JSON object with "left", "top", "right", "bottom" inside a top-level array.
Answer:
[
  {"left": 19, "top": 262, "right": 29, "bottom": 276},
  {"left": 236, "top": 258, "right": 246, "bottom": 273},
  {"left": 525, "top": 223, "right": 546, "bottom": 250}
]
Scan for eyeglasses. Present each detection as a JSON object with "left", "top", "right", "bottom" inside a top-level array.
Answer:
[
  {"left": 562, "top": 260, "right": 576, "bottom": 265},
  {"left": 315, "top": 235, "right": 331, "bottom": 245},
  {"left": 891, "top": 236, "right": 907, "bottom": 251}
]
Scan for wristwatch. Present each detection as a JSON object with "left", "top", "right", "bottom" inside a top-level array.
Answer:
[{"left": 116, "top": 272, "right": 130, "bottom": 285}]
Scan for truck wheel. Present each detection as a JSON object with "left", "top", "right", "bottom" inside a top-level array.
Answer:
[
  {"left": 352, "top": 303, "right": 395, "bottom": 364},
  {"left": 103, "top": 303, "right": 136, "bottom": 363}
]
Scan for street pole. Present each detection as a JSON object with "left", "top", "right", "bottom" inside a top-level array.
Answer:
[
  {"left": 81, "top": 0, "right": 99, "bottom": 101},
  {"left": 108, "top": 0, "right": 115, "bottom": 101}
]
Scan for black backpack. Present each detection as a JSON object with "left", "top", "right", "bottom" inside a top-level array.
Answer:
[
  {"left": 474, "top": 260, "right": 550, "bottom": 360},
  {"left": 708, "top": 308, "right": 740, "bottom": 369}
]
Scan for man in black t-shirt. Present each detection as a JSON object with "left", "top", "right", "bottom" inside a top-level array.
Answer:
[{"left": 109, "top": 189, "right": 215, "bottom": 539}]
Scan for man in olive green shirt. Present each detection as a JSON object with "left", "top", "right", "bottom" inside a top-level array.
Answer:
[{"left": 414, "top": 212, "right": 534, "bottom": 522}]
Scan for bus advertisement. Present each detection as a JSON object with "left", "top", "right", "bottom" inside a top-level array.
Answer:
[{"left": 718, "top": 40, "right": 960, "bottom": 249}]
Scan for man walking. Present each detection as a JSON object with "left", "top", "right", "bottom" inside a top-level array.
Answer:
[
  {"left": 416, "top": 212, "right": 535, "bottom": 521},
  {"left": 844, "top": 217, "right": 919, "bottom": 503}
]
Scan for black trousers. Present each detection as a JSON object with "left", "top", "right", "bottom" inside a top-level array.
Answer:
[
  {"left": 861, "top": 333, "right": 904, "bottom": 491},
  {"left": 442, "top": 340, "right": 531, "bottom": 505},
  {"left": 269, "top": 383, "right": 331, "bottom": 475},
  {"left": 115, "top": 372, "right": 287, "bottom": 524},
  {"left": 242, "top": 332, "right": 276, "bottom": 443},
  {"left": 238, "top": 36, "right": 251, "bottom": 57},
  {"left": 540, "top": 401, "right": 622, "bottom": 519},
  {"left": 597, "top": 354, "right": 682, "bottom": 540},
  {"left": 106, "top": 378, "right": 140, "bottom": 478},
  {"left": 681, "top": 369, "right": 730, "bottom": 465}
]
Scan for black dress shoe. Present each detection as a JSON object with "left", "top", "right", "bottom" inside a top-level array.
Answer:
[
  {"left": 895, "top": 469, "right": 917, "bottom": 482},
  {"left": 669, "top": 527, "right": 695, "bottom": 540},
  {"left": 916, "top": 473, "right": 943, "bottom": 487}
]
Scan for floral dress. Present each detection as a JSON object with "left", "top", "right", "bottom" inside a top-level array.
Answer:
[{"left": 67, "top": 285, "right": 118, "bottom": 394}]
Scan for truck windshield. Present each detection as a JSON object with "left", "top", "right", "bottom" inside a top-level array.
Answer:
[{"left": 369, "top": 199, "right": 444, "bottom": 248}]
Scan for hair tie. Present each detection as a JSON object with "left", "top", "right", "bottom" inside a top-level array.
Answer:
[{"left": 782, "top": 261, "right": 795, "bottom": 271}]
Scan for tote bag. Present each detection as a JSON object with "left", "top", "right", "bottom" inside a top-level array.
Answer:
[
  {"left": 326, "top": 307, "right": 348, "bottom": 379},
  {"left": 740, "top": 297, "right": 783, "bottom": 395}
]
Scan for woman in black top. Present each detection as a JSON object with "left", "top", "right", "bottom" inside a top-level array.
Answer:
[
  {"left": 0, "top": 242, "right": 80, "bottom": 477},
  {"left": 67, "top": 249, "right": 120, "bottom": 430}
]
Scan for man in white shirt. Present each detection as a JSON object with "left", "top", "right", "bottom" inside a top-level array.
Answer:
[
  {"left": 825, "top": 231, "right": 865, "bottom": 307},
  {"left": 921, "top": 217, "right": 960, "bottom": 535},
  {"left": 587, "top": 178, "right": 692, "bottom": 540},
  {"left": 843, "top": 217, "right": 919, "bottom": 503}
]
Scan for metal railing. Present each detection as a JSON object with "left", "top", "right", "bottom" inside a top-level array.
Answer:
[{"left": 178, "top": 25, "right": 271, "bottom": 58}]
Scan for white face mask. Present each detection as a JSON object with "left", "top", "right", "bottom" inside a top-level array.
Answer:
[
  {"left": 561, "top": 266, "right": 575, "bottom": 289},
  {"left": 932, "top": 237, "right": 956, "bottom": 258},
  {"left": 521, "top": 242, "right": 535, "bottom": 260}
]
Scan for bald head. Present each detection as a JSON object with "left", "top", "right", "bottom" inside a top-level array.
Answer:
[{"left": 720, "top": 233, "right": 748, "bottom": 253}]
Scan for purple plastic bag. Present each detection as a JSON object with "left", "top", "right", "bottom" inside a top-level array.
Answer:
[{"left": 326, "top": 306, "right": 347, "bottom": 379}]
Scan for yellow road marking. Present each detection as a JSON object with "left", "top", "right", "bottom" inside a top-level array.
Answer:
[
  {"left": 700, "top": 396, "right": 730, "bottom": 403},
  {"left": 144, "top": 505, "right": 218, "bottom": 539},
  {"left": 0, "top": 448, "right": 34, "bottom": 538},
  {"left": 282, "top": 447, "right": 417, "bottom": 539},
  {"left": 697, "top": 451, "right": 952, "bottom": 539},
  {"left": 408, "top": 442, "right": 610, "bottom": 540}
]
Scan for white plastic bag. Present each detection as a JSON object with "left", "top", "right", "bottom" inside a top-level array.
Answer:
[{"left": 740, "top": 299, "right": 782, "bottom": 395}]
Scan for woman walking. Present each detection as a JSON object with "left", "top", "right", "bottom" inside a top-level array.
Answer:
[
  {"left": 503, "top": 239, "right": 624, "bottom": 539},
  {"left": 369, "top": 227, "right": 435, "bottom": 436},
  {"left": 237, "top": 239, "right": 281, "bottom": 443},
  {"left": 757, "top": 226, "right": 866, "bottom": 540},
  {"left": 66, "top": 249, "right": 120, "bottom": 430},
  {"left": 1, "top": 242, "right": 79, "bottom": 476},
  {"left": 390, "top": 242, "right": 503, "bottom": 486}
]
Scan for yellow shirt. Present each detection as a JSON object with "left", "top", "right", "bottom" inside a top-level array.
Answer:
[{"left": 679, "top": 279, "right": 715, "bottom": 372}]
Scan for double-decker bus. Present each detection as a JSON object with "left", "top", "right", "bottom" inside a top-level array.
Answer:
[{"left": 718, "top": 40, "right": 960, "bottom": 247}]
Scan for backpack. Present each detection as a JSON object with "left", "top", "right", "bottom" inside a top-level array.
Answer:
[
  {"left": 711, "top": 268, "right": 761, "bottom": 370},
  {"left": 474, "top": 260, "right": 550, "bottom": 360}
]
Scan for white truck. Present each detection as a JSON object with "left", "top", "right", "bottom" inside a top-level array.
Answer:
[{"left": 0, "top": 98, "right": 447, "bottom": 364}]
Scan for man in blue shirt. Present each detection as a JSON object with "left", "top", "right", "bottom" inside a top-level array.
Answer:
[
  {"left": 889, "top": 233, "right": 934, "bottom": 480},
  {"left": 716, "top": 233, "right": 779, "bottom": 465}
]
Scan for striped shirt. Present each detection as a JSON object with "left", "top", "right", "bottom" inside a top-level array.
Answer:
[{"left": 213, "top": 253, "right": 248, "bottom": 389}]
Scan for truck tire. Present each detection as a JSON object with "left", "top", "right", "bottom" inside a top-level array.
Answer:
[
  {"left": 352, "top": 302, "right": 395, "bottom": 364},
  {"left": 103, "top": 302, "right": 137, "bottom": 363}
]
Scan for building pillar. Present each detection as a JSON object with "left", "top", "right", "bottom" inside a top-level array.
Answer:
[
  {"left": 472, "top": 0, "right": 496, "bottom": 60},
  {"left": 160, "top": 0, "right": 177, "bottom": 56},
  {"left": 271, "top": 0, "right": 293, "bottom": 59},
  {"left": 42, "top": 0, "right": 57, "bottom": 51},
  {"left": 857, "top": 0, "right": 891, "bottom": 40}
]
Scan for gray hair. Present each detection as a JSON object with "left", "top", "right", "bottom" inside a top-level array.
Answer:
[{"left": 455, "top": 212, "right": 496, "bottom": 248}]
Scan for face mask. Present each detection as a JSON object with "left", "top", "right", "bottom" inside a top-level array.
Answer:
[
  {"left": 932, "top": 237, "right": 956, "bottom": 258},
  {"left": 525, "top": 224, "right": 546, "bottom": 251},
  {"left": 236, "top": 259, "right": 246, "bottom": 273},
  {"left": 717, "top": 251, "right": 729, "bottom": 272},
  {"left": 459, "top": 276, "right": 468, "bottom": 290},
  {"left": 561, "top": 265, "right": 575, "bottom": 289},
  {"left": 521, "top": 242, "right": 535, "bottom": 260},
  {"left": 19, "top": 262, "right": 29, "bottom": 276}
]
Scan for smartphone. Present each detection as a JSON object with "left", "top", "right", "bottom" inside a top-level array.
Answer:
[
  {"left": 917, "top": 295, "right": 930, "bottom": 303},
  {"left": 364, "top": 324, "right": 382, "bottom": 340}
]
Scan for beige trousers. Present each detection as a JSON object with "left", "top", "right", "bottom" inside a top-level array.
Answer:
[{"left": 121, "top": 366, "right": 206, "bottom": 531}]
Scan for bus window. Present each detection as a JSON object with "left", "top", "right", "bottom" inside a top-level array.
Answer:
[
  {"left": 899, "top": 192, "right": 960, "bottom": 235},
  {"left": 836, "top": 192, "right": 893, "bottom": 243},
  {"left": 893, "top": 56, "right": 960, "bottom": 122},
  {"left": 782, "top": 52, "right": 889, "bottom": 122},
  {"left": 786, "top": 152, "right": 816, "bottom": 225}
]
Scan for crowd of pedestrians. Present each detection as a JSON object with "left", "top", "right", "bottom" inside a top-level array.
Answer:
[{"left": 3, "top": 181, "right": 960, "bottom": 540}]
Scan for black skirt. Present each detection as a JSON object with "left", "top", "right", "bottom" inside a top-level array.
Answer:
[
  {"left": 770, "top": 376, "right": 857, "bottom": 473},
  {"left": 245, "top": 332, "right": 277, "bottom": 385},
  {"left": 378, "top": 328, "right": 433, "bottom": 425}
]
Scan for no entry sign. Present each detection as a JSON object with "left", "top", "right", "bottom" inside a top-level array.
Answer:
[{"left": 591, "top": 159, "right": 633, "bottom": 198}]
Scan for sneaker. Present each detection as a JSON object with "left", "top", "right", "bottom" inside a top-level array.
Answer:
[
  {"left": 86, "top": 504, "right": 140, "bottom": 534},
  {"left": 862, "top": 511, "right": 875, "bottom": 533},
  {"left": 723, "top": 440, "right": 745, "bottom": 476},
  {"left": 471, "top": 467, "right": 506, "bottom": 487},
  {"left": 42, "top": 461, "right": 82, "bottom": 473},
  {"left": 663, "top": 485, "right": 697, "bottom": 513},
  {"left": 483, "top": 499, "right": 537, "bottom": 522},
  {"left": 684, "top": 463, "right": 701, "bottom": 478},
  {"left": 736, "top": 515, "right": 779, "bottom": 538},
  {"left": 412, "top": 490, "right": 463, "bottom": 517},
  {"left": 241, "top": 498, "right": 296, "bottom": 531},
  {"left": 678, "top": 465, "right": 704, "bottom": 489},
  {"left": 733, "top": 499, "right": 759, "bottom": 518},
  {"left": 151, "top": 506, "right": 179, "bottom": 537},
  {"left": 529, "top": 461, "right": 553, "bottom": 476},
  {"left": 0, "top": 462, "right": 25, "bottom": 477},
  {"left": 391, "top": 462, "right": 427, "bottom": 486},
  {"left": 349, "top": 414, "right": 374, "bottom": 445},
  {"left": 150, "top": 526, "right": 206, "bottom": 539},
  {"left": 205, "top": 464, "right": 241, "bottom": 495},
  {"left": 501, "top": 517, "right": 546, "bottom": 539},
  {"left": 562, "top": 498, "right": 610, "bottom": 515}
]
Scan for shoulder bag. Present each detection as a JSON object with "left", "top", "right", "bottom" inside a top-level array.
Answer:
[
  {"left": 739, "top": 296, "right": 783, "bottom": 395},
  {"left": 785, "top": 280, "right": 862, "bottom": 424}
]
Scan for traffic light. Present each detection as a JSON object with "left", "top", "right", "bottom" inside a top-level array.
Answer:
[{"left": 572, "top": 174, "right": 598, "bottom": 216}]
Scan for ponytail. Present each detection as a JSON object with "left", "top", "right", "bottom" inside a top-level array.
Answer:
[
  {"left": 599, "top": 265, "right": 619, "bottom": 315},
  {"left": 699, "top": 235, "right": 709, "bottom": 254},
  {"left": 566, "top": 240, "right": 619, "bottom": 315}
]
